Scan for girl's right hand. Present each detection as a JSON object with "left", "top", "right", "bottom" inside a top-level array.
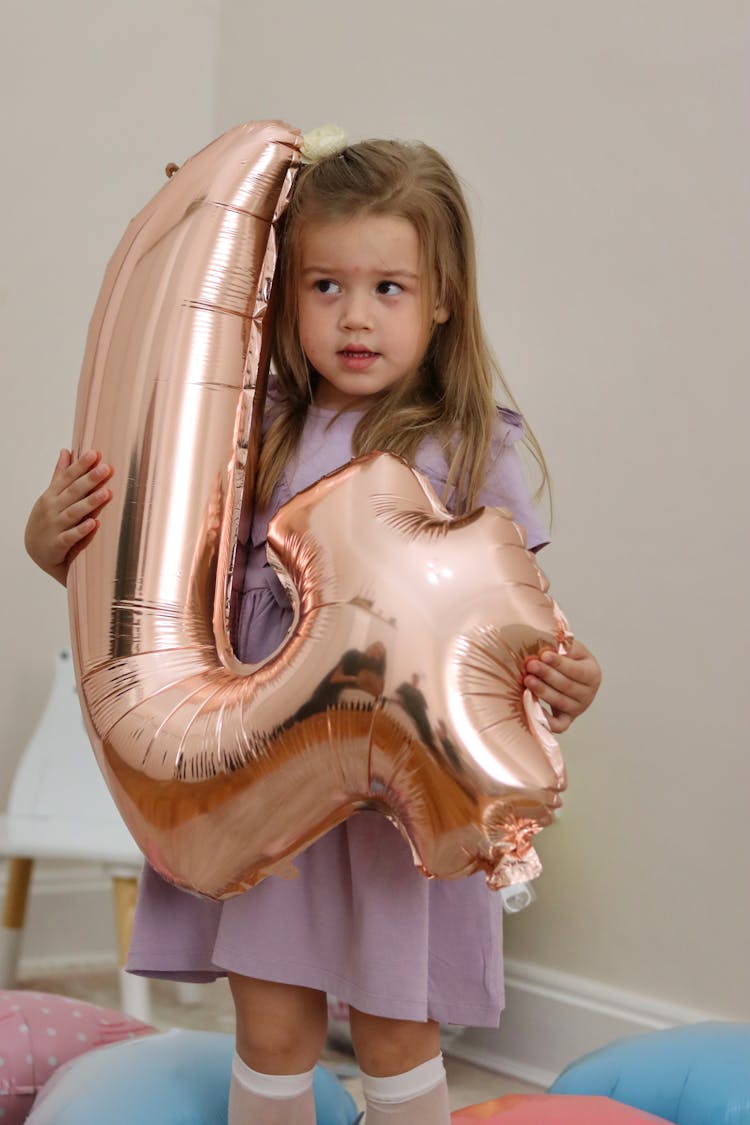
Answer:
[{"left": 25, "top": 449, "right": 113, "bottom": 586}]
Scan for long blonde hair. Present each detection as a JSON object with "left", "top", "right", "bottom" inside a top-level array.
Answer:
[{"left": 257, "top": 139, "right": 547, "bottom": 513}]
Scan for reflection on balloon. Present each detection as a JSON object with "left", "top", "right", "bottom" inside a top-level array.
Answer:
[{"left": 68, "top": 120, "right": 570, "bottom": 901}]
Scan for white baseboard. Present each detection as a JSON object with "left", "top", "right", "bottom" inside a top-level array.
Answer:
[
  {"left": 449, "top": 958, "right": 724, "bottom": 1089},
  {"left": 18, "top": 948, "right": 119, "bottom": 977}
]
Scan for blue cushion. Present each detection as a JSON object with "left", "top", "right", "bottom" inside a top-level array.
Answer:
[
  {"left": 27, "top": 1029, "right": 359, "bottom": 1125},
  {"left": 549, "top": 1022, "right": 750, "bottom": 1125}
]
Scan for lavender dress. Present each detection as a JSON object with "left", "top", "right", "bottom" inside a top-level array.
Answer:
[{"left": 126, "top": 405, "right": 548, "bottom": 1027}]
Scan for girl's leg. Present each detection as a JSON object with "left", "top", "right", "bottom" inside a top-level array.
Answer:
[
  {"left": 349, "top": 1006, "right": 450, "bottom": 1123},
  {"left": 227, "top": 974, "right": 327, "bottom": 1125}
]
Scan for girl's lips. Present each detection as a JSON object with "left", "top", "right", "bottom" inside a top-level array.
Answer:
[{"left": 337, "top": 348, "right": 380, "bottom": 371}]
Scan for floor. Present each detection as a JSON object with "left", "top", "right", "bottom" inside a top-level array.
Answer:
[{"left": 21, "top": 968, "right": 543, "bottom": 1114}]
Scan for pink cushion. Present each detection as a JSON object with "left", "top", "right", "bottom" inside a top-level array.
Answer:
[
  {"left": 0, "top": 989, "right": 154, "bottom": 1124},
  {"left": 452, "top": 1093, "right": 669, "bottom": 1123}
]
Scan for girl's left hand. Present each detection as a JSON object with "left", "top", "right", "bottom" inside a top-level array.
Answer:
[{"left": 523, "top": 639, "right": 601, "bottom": 734}]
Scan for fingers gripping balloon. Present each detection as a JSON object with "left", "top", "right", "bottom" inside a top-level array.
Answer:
[{"left": 68, "top": 121, "right": 570, "bottom": 901}]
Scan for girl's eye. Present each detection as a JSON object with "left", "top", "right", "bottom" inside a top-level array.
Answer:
[
  {"left": 376, "top": 281, "right": 403, "bottom": 296},
  {"left": 313, "top": 279, "right": 341, "bottom": 295}
]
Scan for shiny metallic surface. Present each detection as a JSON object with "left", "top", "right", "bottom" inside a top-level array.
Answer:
[{"left": 69, "top": 121, "right": 569, "bottom": 900}]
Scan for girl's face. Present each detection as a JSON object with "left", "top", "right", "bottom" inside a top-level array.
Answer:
[{"left": 297, "top": 213, "right": 448, "bottom": 411}]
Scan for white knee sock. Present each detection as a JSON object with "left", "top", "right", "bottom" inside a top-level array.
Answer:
[
  {"left": 361, "top": 1053, "right": 450, "bottom": 1122},
  {"left": 228, "top": 1052, "right": 316, "bottom": 1125}
]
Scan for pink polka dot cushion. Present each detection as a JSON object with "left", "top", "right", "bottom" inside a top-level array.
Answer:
[
  {"left": 451, "top": 1094, "right": 670, "bottom": 1122},
  {"left": 0, "top": 990, "right": 154, "bottom": 1123}
]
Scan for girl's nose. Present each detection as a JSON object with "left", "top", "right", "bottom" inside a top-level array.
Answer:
[{"left": 340, "top": 291, "right": 373, "bottom": 331}]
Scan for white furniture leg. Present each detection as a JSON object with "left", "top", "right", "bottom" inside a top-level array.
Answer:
[
  {"left": 118, "top": 966, "right": 152, "bottom": 1023},
  {"left": 110, "top": 869, "right": 152, "bottom": 1023},
  {"left": 0, "top": 926, "right": 23, "bottom": 987},
  {"left": 0, "top": 857, "right": 33, "bottom": 987},
  {"left": 176, "top": 982, "right": 203, "bottom": 1005}
]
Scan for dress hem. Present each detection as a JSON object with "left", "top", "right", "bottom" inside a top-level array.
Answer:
[{"left": 126, "top": 945, "right": 504, "bottom": 1028}]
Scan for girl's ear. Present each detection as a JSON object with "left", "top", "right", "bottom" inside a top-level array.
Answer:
[{"left": 433, "top": 304, "right": 450, "bottom": 324}]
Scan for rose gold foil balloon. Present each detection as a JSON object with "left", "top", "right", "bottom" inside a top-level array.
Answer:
[{"left": 68, "top": 120, "right": 570, "bottom": 901}]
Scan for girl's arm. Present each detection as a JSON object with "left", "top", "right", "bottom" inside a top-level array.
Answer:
[
  {"left": 523, "top": 640, "right": 602, "bottom": 734},
  {"left": 25, "top": 449, "right": 113, "bottom": 586}
]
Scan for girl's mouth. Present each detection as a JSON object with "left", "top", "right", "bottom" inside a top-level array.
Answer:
[{"left": 337, "top": 348, "right": 380, "bottom": 371}]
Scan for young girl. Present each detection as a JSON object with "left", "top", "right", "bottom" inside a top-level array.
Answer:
[{"left": 26, "top": 135, "right": 601, "bottom": 1124}]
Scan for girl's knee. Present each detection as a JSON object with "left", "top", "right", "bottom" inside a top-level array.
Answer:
[
  {"left": 349, "top": 1007, "right": 441, "bottom": 1077},
  {"left": 228, "top": 974, "right": 327, "bottom": 1073}
]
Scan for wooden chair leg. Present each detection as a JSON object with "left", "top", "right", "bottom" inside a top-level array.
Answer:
[
  {"left": 111, "top": 871, "right": 152, "bottom": 1023},
  {"left": 111, "top": 874, "right": 138, "bottom": 967},
  {"left": 0, "top": 857, "right": 34, "bottom": 986}
]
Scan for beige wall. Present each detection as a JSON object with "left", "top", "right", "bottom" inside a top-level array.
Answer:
[{"left": 2, "top": 1, "right": 748, "bottom": 1021}]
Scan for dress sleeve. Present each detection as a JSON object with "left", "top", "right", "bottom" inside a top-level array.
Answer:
[
  {"left": 476, "top": 408, "right": 549, "bottom": 551},
  {"left": 413, "top": 408, "right": 549, "bottom": 551}
]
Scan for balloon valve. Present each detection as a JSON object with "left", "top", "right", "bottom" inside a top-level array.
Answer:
[{"left": 500, "top": 881, "right": 536, "bottom": 914}]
